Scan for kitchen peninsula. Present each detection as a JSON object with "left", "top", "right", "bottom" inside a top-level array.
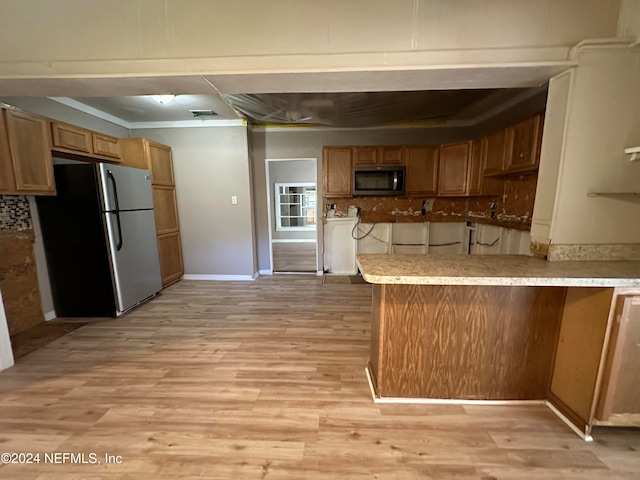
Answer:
[{"left": 357, "top": 253, "right": 640, "bottom": 437}]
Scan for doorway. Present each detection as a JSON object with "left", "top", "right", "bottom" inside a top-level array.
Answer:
[{"left": 265, "top": 158, "right": 318, "bottom": 273}]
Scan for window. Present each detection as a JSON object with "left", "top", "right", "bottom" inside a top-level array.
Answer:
[{"left": 274, "top": 183, "right": 316, "bottom": 231}]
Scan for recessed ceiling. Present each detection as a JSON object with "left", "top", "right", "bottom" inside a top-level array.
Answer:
[
  {"left": 64, "top": 94, "right": 240, "bottom": 123},
  {"left": 223, "top": 89, "right": 537, "bottom": 128}
]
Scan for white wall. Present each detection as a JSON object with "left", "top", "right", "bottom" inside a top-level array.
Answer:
[
  {"left": 0, "top": 289, "right": 15, "bottom": 371},
  {"left": 549, "top": 44, "right": 640, "bottom": 246},
  {"left": 132, "top": 126, "right": 257, "bottom": 277},
  {"left": 0, "top": 0, "right": 622, "bottom": 88},
  {"left": 269, "top": 160, "right": 316, "bottom": 241}
]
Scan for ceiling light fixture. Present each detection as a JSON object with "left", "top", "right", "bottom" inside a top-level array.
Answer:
[{"left": 150, "top": 94, "right": 176, "bottom": 104}]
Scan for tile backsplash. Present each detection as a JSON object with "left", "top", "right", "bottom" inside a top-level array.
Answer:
[{"left": 0, "top": 195, "right": 33, "bottom": 231}]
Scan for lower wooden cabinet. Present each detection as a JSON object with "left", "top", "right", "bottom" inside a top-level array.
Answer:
[
  {"left": 548, "top": 288, "right": 640, "bottom": 435},
  {"left": 0, "top": 108, "right": 55, "bottom": 195},
  {"left": 595, "top": 295, "right": 640, "bottom": 426},
  {"left": 157, "top": 231, "right": 184, "bottom": 286}
]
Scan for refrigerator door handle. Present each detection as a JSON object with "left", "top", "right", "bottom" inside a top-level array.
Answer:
[{"left": 107, "top": 170, "right": 123, "bottom": 251}]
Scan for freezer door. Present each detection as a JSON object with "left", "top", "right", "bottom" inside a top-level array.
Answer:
[
  {"left": 104, "top": 209, "right": 162, "bottom": 313},
  {"left": 98, "top": 163, "right": 154, "bottom": 211}
]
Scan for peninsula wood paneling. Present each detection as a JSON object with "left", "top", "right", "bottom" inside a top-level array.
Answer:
[
  {"left": 369, "top": 284, "right": 383, "bottom": 388},
  {"left": 376, "top": 284, "right": 566, "bottom": 399}
]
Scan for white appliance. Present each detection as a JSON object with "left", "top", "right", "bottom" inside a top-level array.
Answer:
[{"left": 323, "top": 217, "right": 358, "bottom": 274}]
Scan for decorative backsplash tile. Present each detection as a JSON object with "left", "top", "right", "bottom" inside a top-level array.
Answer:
[{"left": 0, "top": 195, "right": 33, "bottom": 231}]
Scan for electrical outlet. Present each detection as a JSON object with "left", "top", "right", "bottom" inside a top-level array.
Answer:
[{"left": 231, "top": 196, "right": 238, "bottom": 205}]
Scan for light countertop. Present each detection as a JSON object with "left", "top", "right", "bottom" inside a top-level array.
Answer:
[{"left": 356, "top": 254, "right": 640, "bottom": 287}]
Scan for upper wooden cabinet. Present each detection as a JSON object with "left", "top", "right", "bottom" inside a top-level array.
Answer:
[
  {"left": 483, "top": 113, "right": 543, "bottom": 176},
  {"left": 353, "top": 146, "right": 379, "bottom": 165},
  {"left": 120, "top": 138, "right": 174, "bottom": 186},
  {"left": 353, "top": 146, "right": 403, "bottom": 166},
  {"left": 50, "top": 120, "right": 121, "bottom": 162},
  {"left": 438, "top": 142, "right": 470, "bottom": 196},
  {"left": 0, "top": 108, "right": 55, "bottom": 195},
  {"left": 323, "top": 147, "right": 352, "bottom": 198},
  {"left": 468, "top": 138, "right": 504, "bottom": 197},
  {"left": 404, "top": 146, "right": 438, "bottom": 197},
  {"left": 483, "top": 128, "right": 510, "bottom": 176},
  {"left": 505, "top": 114, "right": 542, "bottom": 173}
]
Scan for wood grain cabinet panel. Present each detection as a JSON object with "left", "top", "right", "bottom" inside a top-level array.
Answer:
[
  {"left": 157, "top": 231, "right": 184, "bottom": 286},
  {"left": 50, "top": 121, "right": 92, "bottom": 154},
  {"left": 483, "top": 128, "right": 510, "bottom": 175},
  {"left": 148, "top": 142, "right": 174, "bottom": 186},
  {"left": 323, "top": 147, "right": 352, "bottom": 197},
  {"left": 506, "top": 114, "right": 542, "bottom": 173},
  {"left": 3, "top": 109, "right": 55, "bottom": 195},
  {"left": 468, "top": 138, "right": 505, "bottom": 196},
  {"left": 0, "top": 110, "right": 15, "bottom": 193},
  {"left": 437, "top": 142, "right": 470, "bottom": 196},
  {"left": 152, "top": 186, "right": 180, "bottom": 234},
  {"left": 549, "top": 288, "right": 614, "bottom": 426},
  {"left": 50, "top": 120, "right": 121, "bottom": 162},
  {"left": 353, "top": 146, "right": 378, "bottom": 165},
  {"left": 92, "top": 133, "right": 121, "bottom": 160},
  {"left": 379, "top": 146, "right": 403, "bottom": 165},
  {"left": 596, "top": 295, "right": 640, "bottom": 426},
  {"left": 404, "top": 146, "right": 438, "bottom": 196}
]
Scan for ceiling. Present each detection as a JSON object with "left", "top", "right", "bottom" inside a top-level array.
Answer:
[
  {"left": 41, "top": 86, "right": 547, "bottom": 130},
  {"left": 0, "top": 65, "right": 559, "bottom": 129}
]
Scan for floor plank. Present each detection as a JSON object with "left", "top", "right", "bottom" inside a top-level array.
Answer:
[{"left": 0, "top": 276, "right": 638, "bottom": 479}]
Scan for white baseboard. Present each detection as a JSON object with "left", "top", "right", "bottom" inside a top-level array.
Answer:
[
  {"left": 316, "top": 270, "right": 324, "bottom": 276},
  {"left": 183, "top": 274, "right": 256, "bottom": 281},
  {"left": 271, "top": 239, "right": 317, "bottom": 243},
  {"left": 44, "top": 310, "right": 57, "bottom": 321},
  {"left": 258, "top": 269, "right": 273, "bottom": 276}
]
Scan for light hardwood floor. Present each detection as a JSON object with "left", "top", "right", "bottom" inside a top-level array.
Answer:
[
  {"left": 272, "top": 242, "right": 317, "bottom": 272},
  {"left": 0, "top": 276, "right": 638, "bottom": 479}
]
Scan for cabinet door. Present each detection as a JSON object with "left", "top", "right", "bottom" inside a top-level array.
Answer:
[
  {"left": 148, "top": 141, "right": 175, "bottom": 186},
  {"left": 4, "top": 109, "right": 55, "bottom": 195},
  {"left": 437, "top": 142, "right": 469, "bottom": 196},
  {"left": 0, "top": 110, "right": 16, "bottom": 193},
  {"left": 506, "top": 114, "right": 541, "bottom": 173},
  {"left": 50, "top": 121, "right": 92, "bottom": 154},
  {"left": 483, "top": 128, "right": 509, "bottom": 175},
  {"left": 92, "top": 133, "right": 121, "bottom": 161},
  {"left": 405, "top": 146, "right": 438, "bottom": 196},
  {"left": 353, "top": 146, "right": 378, "bottom": 165},
  {"left": 596, "top": 296, "right": 640, "bottom": 425},
  {"left": 157, "top": 231, "right": 184, "bottom": 286},
  {"left": 323, "top": 147, "right": 352, "bottom": 197},
  {"left": 468, "top": 138, "right": 504, "bottom": 196},
  {"left": 549, "top": 288, "right": 614, "bottom": 425},
  {"left": 152, "top": 186, "right": 180, "bottom": 235},
  {"left": 379, "top": 146, "right": 403, "bottom": 165}
]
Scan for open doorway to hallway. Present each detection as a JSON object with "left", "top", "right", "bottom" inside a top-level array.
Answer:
[{"left": 266, "top": 158, "right": 318, "bottom": 273}]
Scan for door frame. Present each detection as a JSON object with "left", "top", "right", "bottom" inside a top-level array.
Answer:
[{"left": 265, "top": 157, "right": 319, "bottom": 274}]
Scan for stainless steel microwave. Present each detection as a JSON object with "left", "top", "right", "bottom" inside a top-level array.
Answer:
[{"left": 353, "top": 166, "right": 405, "bottom": 196}]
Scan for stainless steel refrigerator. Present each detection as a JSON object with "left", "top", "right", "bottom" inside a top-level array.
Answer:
[{"left": 37, "top": 162, "right": 163, "bottom": 317}]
